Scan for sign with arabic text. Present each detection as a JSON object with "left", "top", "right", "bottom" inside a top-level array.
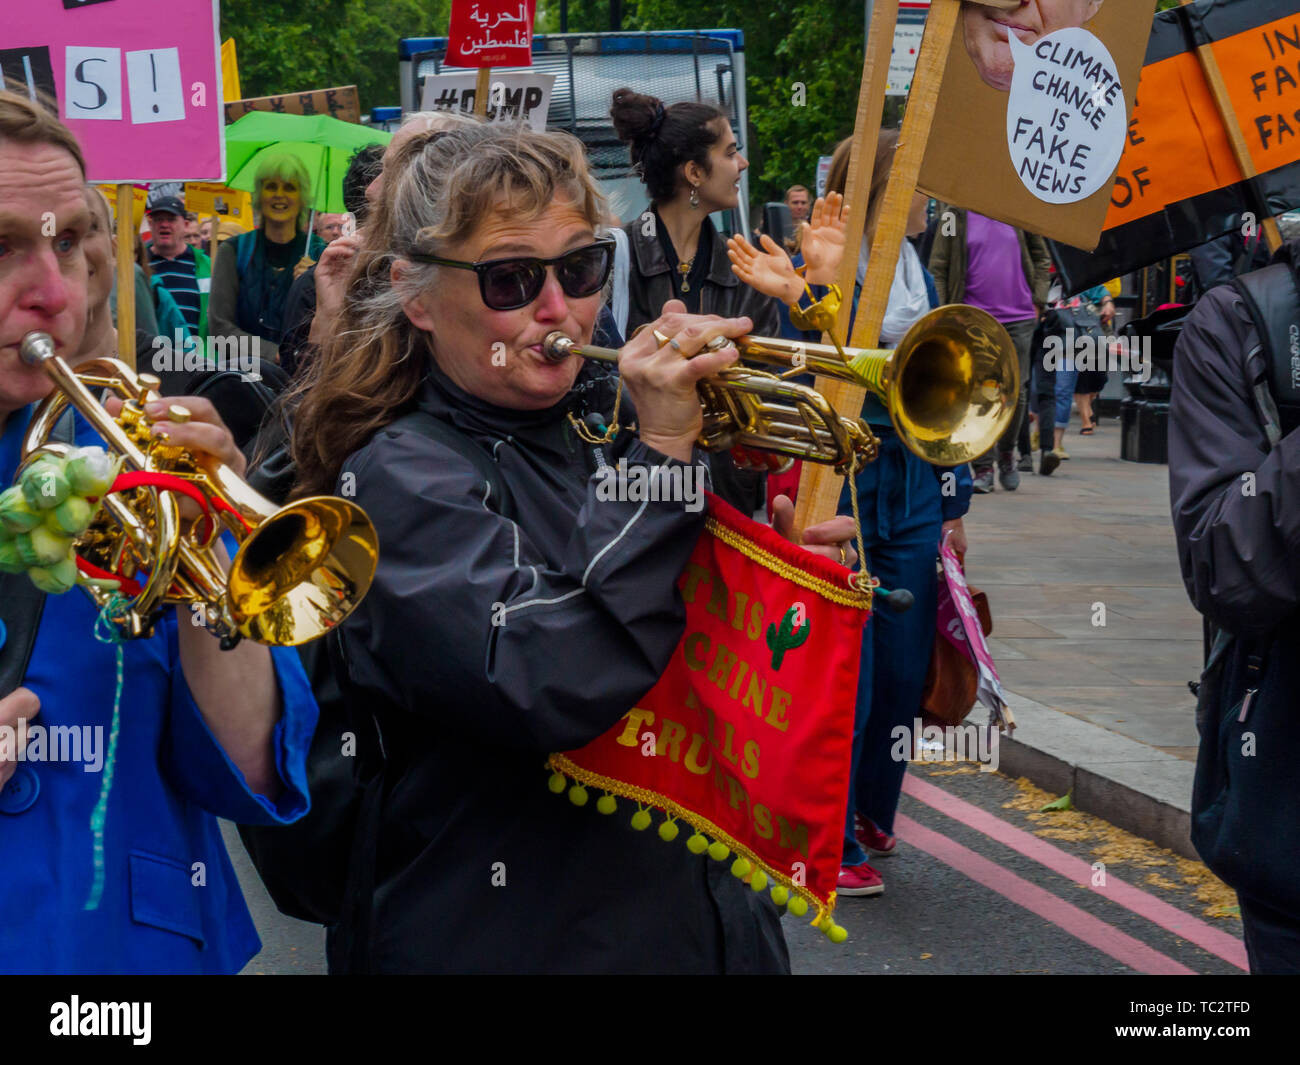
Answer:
[{"left": 447, "top": 0, "right": 536, "bottom": 68}]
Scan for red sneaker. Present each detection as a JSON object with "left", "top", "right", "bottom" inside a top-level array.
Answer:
[
  {"left": 837, "top": 861, "right": 885, "bottom": 897},
  {"left": 855, "top": 814, "right": 897, "bottom": 858}
]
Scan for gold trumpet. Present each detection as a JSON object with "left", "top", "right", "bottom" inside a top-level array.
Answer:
[
  {"left": 17, "top": 333, "right": 379, "bottom": 648},
  {"left": 543, "top": 302, "right": 1019, "bottom": 473}
]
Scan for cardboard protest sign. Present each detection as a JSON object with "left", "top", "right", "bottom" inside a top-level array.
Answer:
[
  {"left": 447, "top": 0, "right": 537, "bottom": 68},
  {"left": 421, "top": 71, "right": 554, "bottom": 130},
  {"left": 548, "top": 496, "right": 869, "bottom": 932},
  {"left": 2, "top": 0, "right": 224, "bottom": 183},
  {"left": 918, "top": 0, "right": 1158, "bottom": 249},
  {"left": 1053, "top": 0, "right": 1300, "bottom": 294},
  {"left": 222, "top": 85, "right": 362, "bottom": 126}
]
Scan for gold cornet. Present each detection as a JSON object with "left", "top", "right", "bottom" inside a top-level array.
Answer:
[
  {"left": 16, "top": 333, "right": 378, "bottom": 647},
  {"left": 543, "top": 303, "right": 1019, "bottom": 474}
]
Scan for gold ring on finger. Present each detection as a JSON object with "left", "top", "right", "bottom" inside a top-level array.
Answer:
[
  {"left": 652, "top": 329, "right": 672, "bottom": 348},
  {"left": 838, "top": 545, "right": 848, "bottom": 566}
]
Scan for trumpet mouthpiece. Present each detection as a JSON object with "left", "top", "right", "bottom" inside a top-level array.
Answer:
[
  {"left": 542, "top": 331, "right": 573, "bottom": 363},
  {"left": 19, "top": 332, "right": 55, "bottom": 367}
]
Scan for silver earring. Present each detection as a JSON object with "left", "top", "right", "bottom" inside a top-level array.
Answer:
[{"left": 689, "top": 186, "right": 700, "bottom": 209}]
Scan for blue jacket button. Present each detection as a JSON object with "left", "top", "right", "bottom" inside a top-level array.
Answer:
[{"left": 0, "top": 766, "right": 40, "bottom": 814}]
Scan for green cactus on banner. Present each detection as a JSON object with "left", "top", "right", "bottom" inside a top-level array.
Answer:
[{"left": 766, "top": 606, "right": 810, "bottom": 671}]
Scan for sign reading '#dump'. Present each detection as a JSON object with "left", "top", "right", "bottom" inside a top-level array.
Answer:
[{"left": 1, "top": 0, "right": 223, "bottom": 183}]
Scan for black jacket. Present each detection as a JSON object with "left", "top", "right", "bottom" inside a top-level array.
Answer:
[
  {"left": 331, "top": 361, "right": 790, "bottom": 973},
  {"left": 623, "top": 214, "right": 781, "bottom": 338},
  {"left": 1169, "top": 282, "right": 1300, "bottom": 917}
]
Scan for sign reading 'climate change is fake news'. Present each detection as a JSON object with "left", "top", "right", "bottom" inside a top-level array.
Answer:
[{"left": 0, "top": 0, "right": 223, "bottom": 183}]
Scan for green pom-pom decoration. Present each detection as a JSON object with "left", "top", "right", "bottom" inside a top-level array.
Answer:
[
  {"left": 65, "top": 447, "right": 119, "bottom": 498},
  {"left": 27, "top": 557, "right": 79, "bottom": 594},
  {"left": 596, "top": 794, "right": 617, "bottom": 815},
  {"left": 0, "top": 486, "right": 43, "bottom": 533},
  {"left": 686, "top": 833, "right": 709, "bottom": 855},
  {"left": 47, "top": 496, "right": 94, "bottom": 537},
  {"left": 788, "top": 895, "right": 809, "bottom": 917},
  {"left": 568, "top": 784, "right": 588, "bottom": 806},
  {"left": 750, "top": 869, "right": 768, "bottom": 892},
  {"left": 21, "top": 458, "right": 71, "bottom": 510},
  {"left": 630, "top": 809, "right": 652, "bottom": 831},
  {"left": 731, "top": 857, "right": 752, "bottom": 879},
  {"left": 658, "top": 820, "right": 679, "bottom": 842},
  {"left": 770, "top": 885, "right": 790, "bottom": 906},
  {"left": 0, "top": 540, "right": 26, "bottom": 574},
  {"left": 547, "top": 772, "right": 567, "bottom": 794},
  {"left": 825, "top": 922, "right": 848, "bottom": 944},
  {"left": 13, "top": 533, "right": 39, "bottom": 568},
  {"left": 28, "top": 524, "right": 72, "bottom": 566},
  {"left": 707, "top": 841, "right": 730, "bottom": 862}
]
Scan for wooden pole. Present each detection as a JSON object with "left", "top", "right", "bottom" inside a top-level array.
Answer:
[
  {"left": 1178, "top": 0, "right": 1282, "bottom": 252},
  {"left": 794, "top": 0, "right": 961, "bottom": 533},
  {"left": 474, "top": 67, "right": 492, "bottom": 117},
  {"left": 114, "top": 183, "right": 135, "bottom": 370}
]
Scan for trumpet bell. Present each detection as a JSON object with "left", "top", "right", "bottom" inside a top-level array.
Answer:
[
  {"left": 228, "top": 496, "right": 378, "bottom": 646},
  {"left": 853, "top": 305, "right": 1020, "bottom": 466}
]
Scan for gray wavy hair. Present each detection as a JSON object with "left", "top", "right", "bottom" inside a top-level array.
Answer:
[{"left": 290, "top": 121, "right": 610, "bottom": 497}]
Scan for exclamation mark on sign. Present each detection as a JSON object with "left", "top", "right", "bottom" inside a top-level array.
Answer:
[
  {"left": 22, "top": 55, "right": 37, "bottom": 103},
  {"left": 150, "top": 53, "right": 159, "bottom": 113}
]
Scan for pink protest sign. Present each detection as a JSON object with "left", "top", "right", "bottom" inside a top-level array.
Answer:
[
  {"left": 2, "top": 0, "right": 223, "bottom": 183},
  {"left": 936, "top": 529, "right": 1009, "bottom": 723}
]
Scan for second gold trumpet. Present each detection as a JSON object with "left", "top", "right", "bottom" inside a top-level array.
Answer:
[{"left": 543, "top": 303, "right": 1019, "bottom": 473}]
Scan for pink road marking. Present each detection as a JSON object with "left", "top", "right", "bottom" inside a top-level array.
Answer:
[
  {"left": 902, "top": 774, "right": 1248, "bottom": 971},
  {"left": 895, "top": 814, "right": 1196, "bottom": 974}
]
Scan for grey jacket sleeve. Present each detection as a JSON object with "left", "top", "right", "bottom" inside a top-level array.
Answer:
[
  {"left": 1169, "top": 287, "right": 1300, "bottom": 638},
  {"left": 339, "top": 431, "right": 709, "bottom": 753},
  {"left": 207, "top": 241, "right": 258, "bottom": 344}
]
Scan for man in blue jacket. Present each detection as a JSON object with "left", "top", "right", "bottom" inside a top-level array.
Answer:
[{"left": 0, "top": 91, "right": 317, "bottom": 974}]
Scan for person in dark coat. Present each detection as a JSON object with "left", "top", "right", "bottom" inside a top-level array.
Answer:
[
  {"left": 1169, "top": 247, "right": 1300, "bottom": 974},
  {"left": 287, "top": 122, "right": 858, "bottom": 973}
]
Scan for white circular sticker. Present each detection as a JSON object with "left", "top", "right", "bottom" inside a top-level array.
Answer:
[{"left": 1006, "top": 27, "right": 1127, "bottom": 205}]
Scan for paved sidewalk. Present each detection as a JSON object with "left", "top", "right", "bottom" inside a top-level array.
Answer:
[
  {"left": 965, "top": 423, "right": 1202, "bottom": 758},
  {"left": 960, "top": 420, "right": 1204, "bottom": 855}
]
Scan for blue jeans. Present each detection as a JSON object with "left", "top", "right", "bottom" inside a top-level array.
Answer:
[
  {"left": 1055, "top": 366, "right": 1078, "bottom": 427},
  {"left": 837, "top": 431, "right": 943, "bottom": 866}
]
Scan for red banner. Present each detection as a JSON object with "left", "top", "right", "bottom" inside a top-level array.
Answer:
[
  {"left": 447, "top": 0, "right": 536, "bottom": 68},
  {"left": 548, "top": 495, "right": 870, "bottom": 936}
]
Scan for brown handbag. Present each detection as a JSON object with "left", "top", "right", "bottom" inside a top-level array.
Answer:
[{"left": 920, "top": 558, "right": 993, "bottom": 728}]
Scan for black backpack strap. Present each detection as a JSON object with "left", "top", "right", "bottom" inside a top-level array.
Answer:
[
  {"left": 0, "top": 408, "right": 76, "bottom": 695},
  {"left": 1231, "top": 265, "right": 1300, "bottom": 441},
  {"left": 384, "top": 409, "right": 516, "bottom": 521}
]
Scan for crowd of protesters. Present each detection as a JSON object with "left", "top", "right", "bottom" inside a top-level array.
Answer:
[{"left": 5, "top": 59, "right": 1295, "bottom": 977}]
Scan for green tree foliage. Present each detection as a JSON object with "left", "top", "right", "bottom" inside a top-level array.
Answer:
[{"left": 220, "top": 0, "right": 451, "bottom": 110}]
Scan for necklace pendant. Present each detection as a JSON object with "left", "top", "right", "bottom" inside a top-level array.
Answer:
[{"left": 680, "top": 279, "right": 690, "bottom": 293}]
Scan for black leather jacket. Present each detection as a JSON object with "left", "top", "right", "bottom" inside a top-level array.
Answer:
[{"left": 623, "top": 214, "right": 781, "bottom": 338}]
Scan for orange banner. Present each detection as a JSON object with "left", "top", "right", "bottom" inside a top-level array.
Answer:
[
  {"left": 547, "top": 495, "right": 870, "bottom": 938},
  {"left": 1103, "top": 13, "right": 1300, "bottom": 231}
]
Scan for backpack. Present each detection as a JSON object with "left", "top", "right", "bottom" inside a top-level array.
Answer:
[
  {"left": 1188, "top": 263, "right": 1300, "bottom": 911},
  {"left": 236, "top": 409, "right": 515, "bottom": 927}
]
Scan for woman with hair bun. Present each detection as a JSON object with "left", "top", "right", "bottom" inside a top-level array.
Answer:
[{"left": 610, "top": 88, "right": 779, "bottom": 339}]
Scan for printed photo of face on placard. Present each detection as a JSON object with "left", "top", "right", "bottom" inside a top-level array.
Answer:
[
  {"left": 962, "top": 0, "right": 1106, "bottom": 92},
  {"left": 920, "top": 0, "right": 1157, "bottom": 250}
]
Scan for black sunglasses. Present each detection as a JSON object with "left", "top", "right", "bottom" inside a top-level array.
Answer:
[{"left": 411, "top": 238, "right": 615, "bottom": 311}]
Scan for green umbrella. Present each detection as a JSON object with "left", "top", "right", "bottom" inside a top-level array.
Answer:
[{"left": 225, "top": 111, "right": 391, "bottom": 216}]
